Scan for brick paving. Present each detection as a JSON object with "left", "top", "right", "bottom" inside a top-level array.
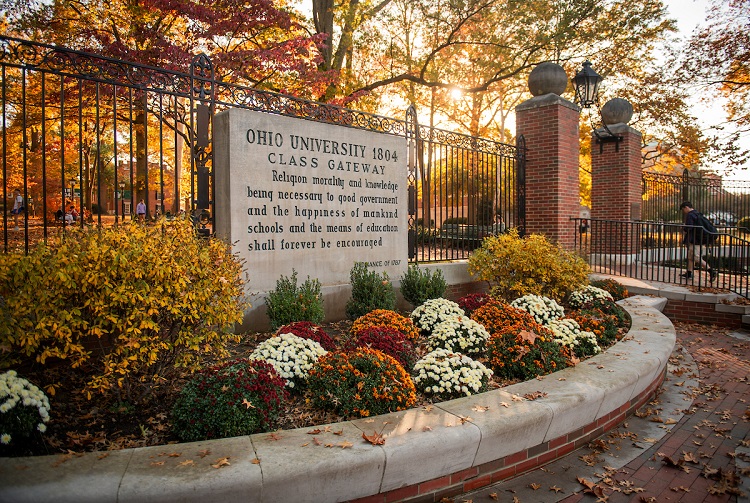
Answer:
[{"left": 459, "top": 323, "right": 750, "bottom": 503}]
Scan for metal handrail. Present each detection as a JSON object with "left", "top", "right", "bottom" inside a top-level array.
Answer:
[{"left": 572, "top": 217, "right": 750, "bottom": 298}]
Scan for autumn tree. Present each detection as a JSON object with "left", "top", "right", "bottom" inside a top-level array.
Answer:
[
  {"left": 4, "top": 0, "right": 332, "bottom": 215},
  {"left": 679, "top": 0, "right": 750, "bottom": 168}
]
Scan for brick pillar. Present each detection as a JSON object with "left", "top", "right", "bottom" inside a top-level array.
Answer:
[
  {"left": 590, "top": 124, "right": 642, "bottom": 257},
  {"left": 515, "top": 94, "right": 580, "bottom": 249}
]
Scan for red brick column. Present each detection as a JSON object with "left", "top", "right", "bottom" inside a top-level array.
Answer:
[
  {"left": 590, "top": 124, "right": 642, "bottom": 255},
  {"left": 515, "top": 94, "right": 580, "bottom": 249}
]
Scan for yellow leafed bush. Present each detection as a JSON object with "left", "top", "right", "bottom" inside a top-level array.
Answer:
[
  {"left": 0, "top": 219, "right": 247, "bottom": 400},
  {"left": 467, "top": 229, "right": 589, "bottom": 302}
]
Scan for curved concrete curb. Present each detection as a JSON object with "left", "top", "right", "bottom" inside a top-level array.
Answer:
[{"left": 0, "top": 296, "right": 675, "bottom": 503}]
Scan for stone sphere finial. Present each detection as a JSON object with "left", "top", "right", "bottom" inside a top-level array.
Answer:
[
  {"left": 528, "top": 62, "right": 568, "bottom": 97},
  {"left": 601, "top": 98, "right": 634, "bottom": 125}
]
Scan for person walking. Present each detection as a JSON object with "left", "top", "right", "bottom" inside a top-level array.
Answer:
[
  {"left": 680, "top": 201, "right": 717, "bottom": 282},
  {"left": 136, "top": 199, "right": 146, "bottom": 223},
  {"left": 10, "top": 189, "right": 24, "bottom": 230}
]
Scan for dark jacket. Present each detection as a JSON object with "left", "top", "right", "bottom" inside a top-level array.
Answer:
[{"left": 683, "top": 209, "right": 703, "bottom": 245}]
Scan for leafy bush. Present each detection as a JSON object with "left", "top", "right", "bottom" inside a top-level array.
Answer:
[
  {"left": 467, "top": 229, "right": 589, "bottom": 301},
  {"left": 0, "top": 219, "right": 246, "bottom": 400},
  {"left": 171, "top": 359, "right": 286, "bottom": 442},
  {"left": 510, "top": 294, "right": 565, "bottom": 325},
  {"left": 276, "top": 321, "right": 336, "bottom": 351},
  {"left": 584, "top": 299, "right": 630, "bottom": 328},
  {"left": 399, "top": 265, "right": 447, "bottom": 307},
  {"left": 344, "top": 326, "right": 417, "bottom": 370},
  {"left": 265, "top": 270, "right": 324, "bottom": 330},
  {"left": 470, "top": 299, "right": 538, "bottom": 334},
  {"left": 410, "top": 298, "right": 465, "bottom": 335},
  {"left": 588, "top": 279, "right": 629, "bottom": 301},
  {"left": 345, "top": 262, "right": 396, "bottom": 320},
  {"left": 307, "top": 348, "right": 417, "bottom": 417},
  {"left": 547, "top": 319, "right": 601, "bottom": 358},
  {"left": 568, "top": 285, "right": 614, "bottom": 309},
  {"left": 457, "top": 293, "right": 492, "bottom": 316},
  {"left": 250, "top": 333, "right": 327, "bottom": 390},
  {"left": 570, "top": 310, "right": 620, "bottom": 347},
  {"left": 426, "top": 315, "right": 490, "bottom": 356},
  {"left": 0, "top": 371, "right": 50, "bottom": 449},
  {"left": 413, "top": 349, "right": 492, "bottom": 400},
  {"left": 486, "top": 322, "right": 570, "bottom": 381},
  {"left": 351, "top": 309, "right": 421, "bottom": 342},
  {"left": 442, "top": 217, "right": 468, "bottom": 225}
]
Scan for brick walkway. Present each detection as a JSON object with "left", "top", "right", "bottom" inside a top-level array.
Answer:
[{"left": 459, "top": 323, "right": 750, "bottom": 503}]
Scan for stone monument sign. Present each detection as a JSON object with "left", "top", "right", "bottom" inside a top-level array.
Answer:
[{"left": 214, "top": 108, "right": 408, "bottom": 321}]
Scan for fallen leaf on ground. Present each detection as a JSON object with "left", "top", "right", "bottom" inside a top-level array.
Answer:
[
  {"left": 212, "top": 457, "right": 230, "bottom": 469},
  {"left": 362, "top": 431, "right": 385, "bottom": 445},
  {"left": 529, "top": 483, "right": 541, "bottom": 490}
]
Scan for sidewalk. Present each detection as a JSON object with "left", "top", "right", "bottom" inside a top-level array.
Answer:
[{"left": 458, "top": 323, "right": 750, "bottom": 503}]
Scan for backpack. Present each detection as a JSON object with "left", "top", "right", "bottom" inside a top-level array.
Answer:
[{"left": 696, "top": 212, "right": 719, "bottom": 244}]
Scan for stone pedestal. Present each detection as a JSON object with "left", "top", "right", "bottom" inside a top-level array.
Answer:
[
  {"left": 515, "top": 93, "right": 580, "bottom": 249},
  {"left": 590, "top": 123, "right": 642, "bottom": 258}
]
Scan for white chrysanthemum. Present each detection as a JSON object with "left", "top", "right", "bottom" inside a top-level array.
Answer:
[
  {"left": 413, "top": 349, "right": 492, "bottom": 398},
  {"left": 510, "top": 294, "right": 564, "bottom": 325},
  {"left": 548, "top": 318, "right": 601, "bottom": 357},
  {"left": 411, "top": 298, "right": 465, "bottom": 334},
  {"left": 0, "top": 371, "right": 51, "bottom": 446},
  {"left": 250, "top": 333, "right": 327, "bottom": 388},
  {"left": 427, "top": 315, "right": 490, "bottom": 355},
  {"left": 568, "top": 286, "right": 614, "bottom": 309}
]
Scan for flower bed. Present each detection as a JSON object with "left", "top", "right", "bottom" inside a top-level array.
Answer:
[{"left": 3, "top": 287, "right": 631, "bottom": 457}]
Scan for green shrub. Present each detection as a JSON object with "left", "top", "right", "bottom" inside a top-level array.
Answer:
[
  {"left": 467, "top": 229, "right": 590, "bottom": 302},
  {"left": 399, "top": 265, "right": 447, "bottom": 307},
  {"left": 486, "top": 321, "right": 570, "bottom": 381},
  {"left": 442, "top": 217, "right": 468, "bottom": 225},
  {"left": 265, "top": 270, "right": 324, "bottom": 330},
  {"left": 583, "top": 299, "right": 630, "bottom": 328},
  {"left": 345, "top": 262, "right": 396, "bottom": 320},
  {"left": 171, "top": 359, "right": 287, "bottom": 442},
  {"left": 588, "top": 279, "right": 629, "bottom": 301},
  {"left": 0, "top": 219, "right": 246, "bottom": 400},
  {"left": 307, "top": 348, "right": 416, "bottom": 417},
  {"left": 570, "top": 310, "right": 620, "bottom": 347}
]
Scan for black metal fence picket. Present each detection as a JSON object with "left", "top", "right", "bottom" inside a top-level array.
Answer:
[{"left": 0, "top": 35, "right": 524, "bottom": 262}]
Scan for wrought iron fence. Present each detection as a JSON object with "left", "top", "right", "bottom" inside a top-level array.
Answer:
[
  {"left": 0, "top": 35, "right": 524, "bottom": 262},
  {"left": 573, "top": 217, "right": 750, "bottom": 298},
  {"left": 642, "top": 169, "right": 750, "bottom": 229}
]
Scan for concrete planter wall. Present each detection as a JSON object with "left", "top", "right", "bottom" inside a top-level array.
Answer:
[{"left": 0, "top": 296, "right": 674, "bottom": 503}]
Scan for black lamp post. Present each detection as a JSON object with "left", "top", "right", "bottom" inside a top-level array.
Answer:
[
  {"left": 572, "top": 60, "right": 623, "bottom": 151},
  {"left": 572, "top": 61, "right": 602, "bottom": 109}
]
